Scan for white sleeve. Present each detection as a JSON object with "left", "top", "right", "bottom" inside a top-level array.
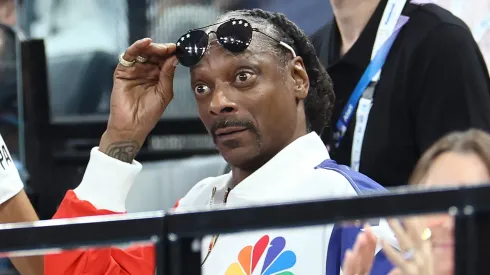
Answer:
[
  {"left": 73, "top": 147, "right": 142, "bottom": 213},
  {"left": 0, "top": 134, "right": 23, "bottom": 205}
]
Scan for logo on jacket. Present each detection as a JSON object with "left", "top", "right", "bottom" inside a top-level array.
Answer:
[{"left": 225, "top": 235, "right": 296, "bottom": 275}]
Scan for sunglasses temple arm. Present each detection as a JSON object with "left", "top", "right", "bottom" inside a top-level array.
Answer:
[
  {"left": 255, "top": 29, "right": 297, "bottom": 58},
  {"left": 279, "top": 42, "right": 297, "bottom": 57},
  {"left": 254, "top": 29, "right": 278, "bottom": 42}
]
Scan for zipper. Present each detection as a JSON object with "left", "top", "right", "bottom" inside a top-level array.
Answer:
[{"left": 201, "top": 187, "right": 231, "bottom": 266}]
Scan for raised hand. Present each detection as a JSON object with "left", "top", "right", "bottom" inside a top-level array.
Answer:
[
  {"left": 99, "top": 38, "right": 178, "bottom": 162},
  {"left": 382, "top": 218, "right": 434, "bottom": 275},
  {"left": 342, "top": 226, "right": 378, "bottom": 275}
]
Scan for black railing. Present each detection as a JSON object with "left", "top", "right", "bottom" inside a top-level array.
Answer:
[
  {"left": 163, "top": 183, "right": 490, "bottom": 275},
  {"left": 0, "top": 184, "right": 488, "bottom": 274},
  {"left": 165, "top": 184, "right": 490, "bottom": 236},
  {"left": 0, "top": 211, "right": 164, "bottom": 254}
]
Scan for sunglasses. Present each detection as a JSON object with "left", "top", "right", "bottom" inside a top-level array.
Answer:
[{"left": 175, "top": 18, "right": 297, "bottom": 67}]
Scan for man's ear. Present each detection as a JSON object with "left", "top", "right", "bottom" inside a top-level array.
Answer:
[{"left": 290, "top": 56, "right": 309, "bottom": 100}]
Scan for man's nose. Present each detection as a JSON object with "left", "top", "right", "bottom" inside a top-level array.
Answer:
[
  {"left": 442, "top": 216, "right": 454, "bottom": 230},
  {"left": 209, "top": 85, "right": 238, "bottom": 116}
]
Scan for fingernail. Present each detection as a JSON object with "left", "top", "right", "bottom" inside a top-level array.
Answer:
[{"left": 172, "top": 58, "right": 179, "bottom": 67}]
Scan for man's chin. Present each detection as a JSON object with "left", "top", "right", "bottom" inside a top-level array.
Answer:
[
  {"left": 219, "top": 146, "right": 259, "bottom": 167},
  {"left": 215, "top": 134, "right": 251, "bottom": 154},
  {"left": 218, "top": 145, "right": 247, "bottom": 160}
]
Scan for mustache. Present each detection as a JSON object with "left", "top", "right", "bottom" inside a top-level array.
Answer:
[{"left": 210, "top": 118, "right": 258, "bottom": 137}]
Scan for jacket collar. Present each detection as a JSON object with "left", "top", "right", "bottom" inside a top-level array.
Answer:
[{"left": 219, "top": 132, "right": 329, "bottom": 203}]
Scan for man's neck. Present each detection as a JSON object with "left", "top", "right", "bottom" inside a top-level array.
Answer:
[
  {"left": 229, "top": 123, "right": 309, "bottom": 188},
  {"left": 331, "top": 0, "right": 381, "bottom": 56},
  {"left": 228, "top": 145, "right": 280, "bottom": 188}
]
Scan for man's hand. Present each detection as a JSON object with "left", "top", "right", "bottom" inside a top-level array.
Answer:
[{"left": 99, "top": 38, "right": 178, "bottom": 162}]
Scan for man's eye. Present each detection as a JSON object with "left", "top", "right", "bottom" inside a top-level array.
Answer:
[
  {"left": 236, "top": 72, "right": 252, "bottom": 82},
  {"left": 194, "top": 85, "right": 211, "bottom": 95}
]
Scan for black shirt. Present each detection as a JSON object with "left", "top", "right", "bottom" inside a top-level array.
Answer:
[{"left": 311, "top": 1, "right": 490, "bottom": 187}]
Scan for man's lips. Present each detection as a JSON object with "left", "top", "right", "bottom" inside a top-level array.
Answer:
[{"left": 214, "top": 126, "right": 248, "bottom": 136}]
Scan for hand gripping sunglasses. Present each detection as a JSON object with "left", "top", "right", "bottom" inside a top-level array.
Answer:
[{"left": 175, "top": 18, "right": 297, "bottom": 67}]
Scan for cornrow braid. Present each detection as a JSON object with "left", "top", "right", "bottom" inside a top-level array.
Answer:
[{"left": 221, "top": 9, "right": 335, "bottom": 135}]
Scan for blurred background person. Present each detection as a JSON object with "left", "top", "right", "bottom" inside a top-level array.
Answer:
[
  {"left": 27, "top": 0, "right": 128, "bottom": 117},
  {"left": 0, "top": 0, "right": 15, "bottom": 26},
  {"left": 213, "top": 0, "right": 333, "bottom": 35},
  {"left": 312, "top": 0, "right": 490, "bottom": 188},
  {"left": 0, "top": 2, "right": 44, "bottom": 273},
  {"left": 347, "top": 129, "right": 490, "bottom": 275},
  {"left": 0, "top": 132, "right": 42, "bottom": 275},
  {"left": 395, "top": 129, "right": 490, "bottom": 275},
  {"left": 29, "top": 0, "right": 127, "bottom": 56},
  {"left": 435, "top": 0, "right": 490, "bottom": 72}
]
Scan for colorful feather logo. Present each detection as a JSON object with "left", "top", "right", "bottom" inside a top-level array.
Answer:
[{"left": 225, "top": 235, "right": 296, "bottom": 275}]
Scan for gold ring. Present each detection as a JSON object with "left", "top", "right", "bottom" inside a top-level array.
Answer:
[
  {"left": 119, "top": 53, "right": 136, "bottom": 67},
  {"left": 136, "top": 56, "right": 148, "bottom": 63},
  {"left": 421, "top": 227, "right": 432, "bottom": 241}
]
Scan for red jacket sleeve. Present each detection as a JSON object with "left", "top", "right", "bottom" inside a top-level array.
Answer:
[{"left": 44, "top": 191, "right": 155, "bottom": 275}]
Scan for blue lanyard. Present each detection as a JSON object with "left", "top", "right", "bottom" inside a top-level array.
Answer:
[{"left": 331, "top": 23, "right": 406, "bottom": 149}]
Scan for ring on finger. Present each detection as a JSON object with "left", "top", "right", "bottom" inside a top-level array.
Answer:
[
  {"left": 136, "top": 55, "right": 148, "bottom": 63},
  {"left": 403, "top": 248, "right": 415, "bottom": 261},
  {"left": 119, "top": 53, "right": 136, "bottom": 67},
  {"left": 421, "top": 228, "right": 432, "bottom": 241}
]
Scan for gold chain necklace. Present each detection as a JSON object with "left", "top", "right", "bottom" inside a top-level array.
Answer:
[{"left": 201, "top": 186, "right": 231, "bottom": 266}]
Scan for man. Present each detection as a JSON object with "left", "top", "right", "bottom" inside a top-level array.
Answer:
[
  {"left": 46, "top": 9, "right": 396, "bottom": 275},
  {"left": 312, "top": 0, "right": 490, "bottom": 187}
]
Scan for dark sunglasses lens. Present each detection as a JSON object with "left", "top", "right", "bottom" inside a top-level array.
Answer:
[
  {"left": 216, "top": 19, "right": 253, "bottom": 53},
  {"left": 175, "top": 30, "right": 208, "bottom": 67}
]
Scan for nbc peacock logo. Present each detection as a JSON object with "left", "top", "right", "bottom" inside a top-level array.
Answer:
[{"left": 225, "top": 235, "right": 296, "bottom": 275}]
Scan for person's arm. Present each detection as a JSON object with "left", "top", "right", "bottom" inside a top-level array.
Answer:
[
  {"left": 44, "top": 147, "right": 156, "bottom": 275},
  {"left": 411, "top": 23, "right": 490, "bottom": 152},
  {"left": 0, "top": 133, "right": 43, "bottom": 275},
  {"left": 0, "top": 190, "right": 43, "bottom": 275},
  {"left": 45, "top": 38, "right": 179, "bottom": 275},
  {"left": 0, "top": 190, "right": 37, "bottom": 223}
]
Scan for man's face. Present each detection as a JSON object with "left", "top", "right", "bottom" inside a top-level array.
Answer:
[{"left": 189, "top": 19, "right": 309, "bottom": 169}]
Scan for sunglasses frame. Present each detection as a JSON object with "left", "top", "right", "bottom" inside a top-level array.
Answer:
[{"left": 175, "top": 18, "right": 297, "bottom": 67}]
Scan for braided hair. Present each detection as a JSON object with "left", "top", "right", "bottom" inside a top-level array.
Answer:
[{"left": 218, "top": 9, "right": 335, "bottom": 135}]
